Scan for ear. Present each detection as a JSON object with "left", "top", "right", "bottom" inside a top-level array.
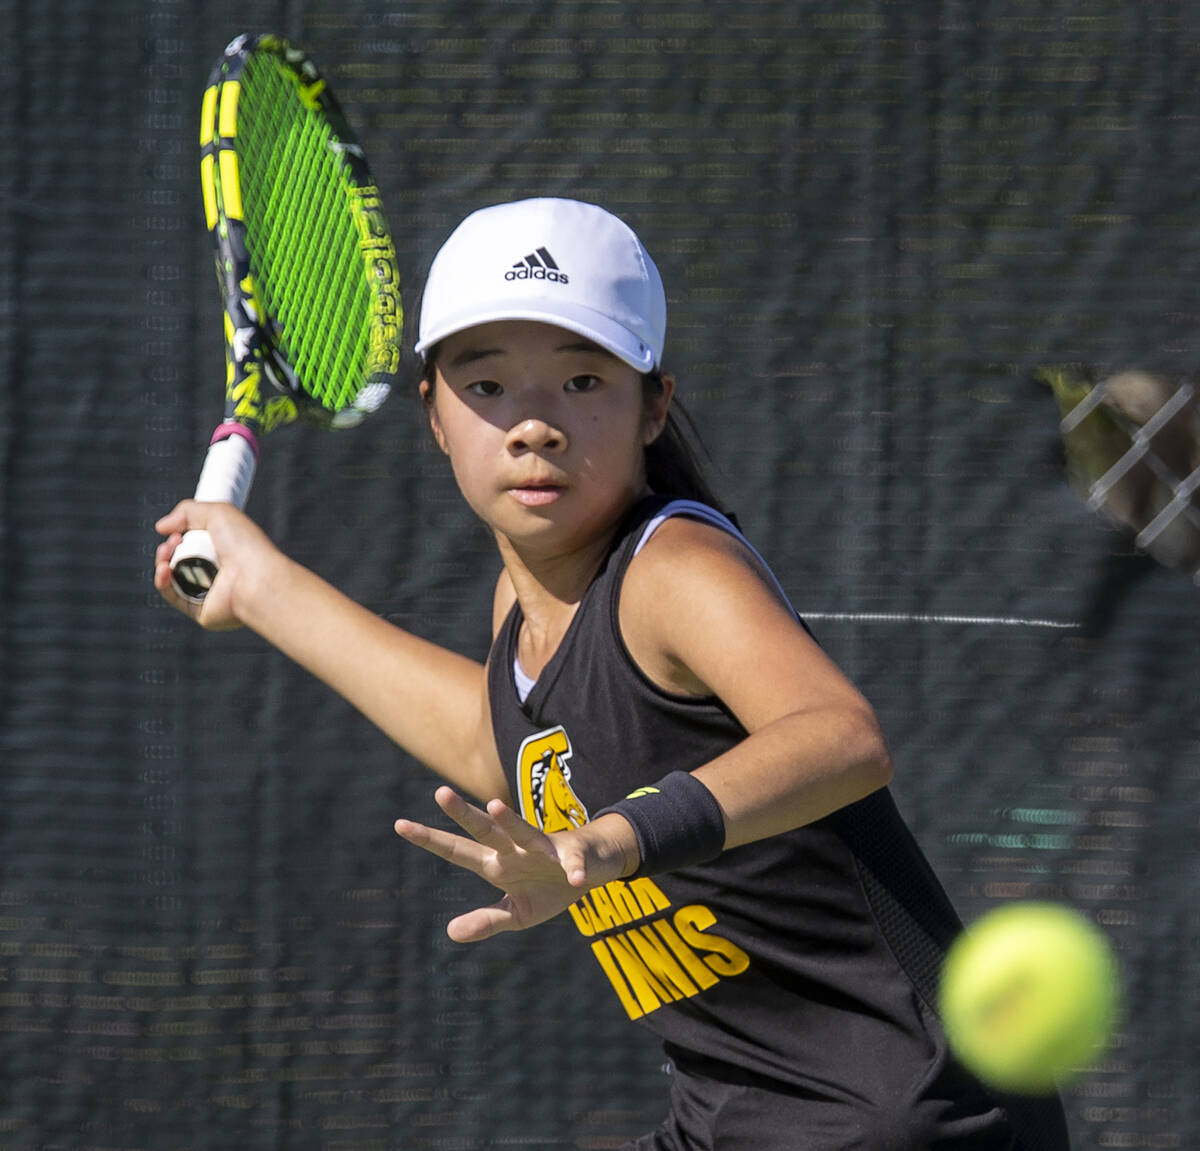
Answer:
[
  {"left": 642, "top": 373, "right": 676, "bottom": 445},
  {"left": 419, "top": 378, "right": 451, "bottom": 455}
]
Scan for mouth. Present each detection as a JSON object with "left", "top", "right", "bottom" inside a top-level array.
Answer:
[{"left": 507, "top": 481, "right": 566, "bottom": 507}]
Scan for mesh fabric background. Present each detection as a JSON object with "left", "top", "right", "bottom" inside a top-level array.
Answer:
[{"left": 2, "top": 2, "right": 1199, "bottom": 1147}]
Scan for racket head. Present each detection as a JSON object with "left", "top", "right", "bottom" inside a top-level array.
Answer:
[{"left": 201, "top": 34, "right": 401, "bottom": 434}]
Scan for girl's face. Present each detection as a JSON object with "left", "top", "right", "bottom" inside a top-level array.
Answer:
[{"left": 422, "top": 320, "right": 672, "bottom": 558}]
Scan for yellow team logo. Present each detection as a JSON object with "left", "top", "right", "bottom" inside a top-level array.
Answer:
[
  {"left": 512, "top": 723, "right": 751, "bottom": 1020},
  {"left": 516, "top": 726, "right": 588, "bottom": 832}
]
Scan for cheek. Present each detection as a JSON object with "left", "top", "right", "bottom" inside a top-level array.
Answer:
[
  {"left": 429, "top": 391, "right": 482, "bottom": 458},
  {"left": 444, "top": 452, "right": 496, "bottom": 520},
  {"left": 583, "top": 417, "right": 647, "bottom": 480},
  {"left": 435, "top": 411, "right": 499, "bottom": 493}
]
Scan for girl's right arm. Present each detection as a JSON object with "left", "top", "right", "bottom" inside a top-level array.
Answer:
[{"left": 154, "top": 500, "right": 510, "bottom": 805}]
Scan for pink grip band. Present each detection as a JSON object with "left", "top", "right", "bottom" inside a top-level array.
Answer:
[{"left": 210, "top": 421, "right": 261, "bottom": 459}]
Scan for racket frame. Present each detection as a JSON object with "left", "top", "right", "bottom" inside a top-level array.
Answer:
[{"left": 170, "top": 34, "right": 401, "bottom": 603}]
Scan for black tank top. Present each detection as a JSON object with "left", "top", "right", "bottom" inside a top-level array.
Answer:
[{"left": 487, "top": 496, "right": 1069, "bottom": 1147}]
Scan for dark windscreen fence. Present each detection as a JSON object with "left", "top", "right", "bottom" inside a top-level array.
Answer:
[{"left": 3, "top": 1, "right": 1199, "bottom": 1146}]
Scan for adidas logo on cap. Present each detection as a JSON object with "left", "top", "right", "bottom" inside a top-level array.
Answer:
[
  {"left": 414, "top": 198, "right": 664, "bottom": 372},
  {"left": 505, "top": 247, "right": 569, "bottom": 284}
]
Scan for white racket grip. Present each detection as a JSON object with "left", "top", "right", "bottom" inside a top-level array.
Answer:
[
  {"left": 193, "top": 430, "right": 258, "bottom": 506},
  {"left": 170, "top": 430, "right": 258, "bottom": 603}
]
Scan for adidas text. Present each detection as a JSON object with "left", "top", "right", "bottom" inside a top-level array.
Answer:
[{"left": 505, "top": 266, "right": 569, "bottom": 284}]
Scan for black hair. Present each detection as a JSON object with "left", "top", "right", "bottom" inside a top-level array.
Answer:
[
  {"left": 640, "top": 371, "right": 725, "bottom": 511},
  {"left": 419, "top": 356, "right": 724, "bottom": 513}
]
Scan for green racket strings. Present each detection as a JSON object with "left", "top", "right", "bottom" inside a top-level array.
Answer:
[{"left": 234, "top": 53, "right": 370, "bottom": 412}]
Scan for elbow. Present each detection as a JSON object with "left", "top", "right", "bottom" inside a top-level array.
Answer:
[
  {"left": 855, "top": 709, "right": 894, "bottom": 796},
  {"left": 871, "top": 742, "right": 895, "bottom": 792}
]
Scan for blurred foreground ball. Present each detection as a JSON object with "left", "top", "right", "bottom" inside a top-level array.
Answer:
[{"left": 939, "top": 901, "right": 1120, "bottom": 1095}]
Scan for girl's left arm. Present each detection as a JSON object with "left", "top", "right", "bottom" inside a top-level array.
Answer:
[
  {"left": 394, "top": 516, "right": 893, "bottom": 943},
  {"left": 617, "top": 515, "right": 894, "bottom": 849}
]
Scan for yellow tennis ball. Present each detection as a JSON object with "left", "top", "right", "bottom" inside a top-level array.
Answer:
[{"left": 939, "top": 901, "right": 1120, "bottom": 1095}]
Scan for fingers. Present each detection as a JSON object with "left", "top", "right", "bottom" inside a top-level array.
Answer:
[
  {"left": 152, "top": 502, "right": 208, "bottom": 614},
  {"left": 484, "top": 797, "right": 550, "bottom": 848},
  {"left": 152, "top": 540, "right": 202, "bottom": 620},
  {"left": 152, "top": 503, "right": 192, "bottom": 608},
  {"left": 401, "top": 788, "right": 584, "bottom": 882},
  {"left": 395, "top": 788, "right": 586, "bottom": 942},
  {"left": 446, "top": 902, "right": 517, "bottom": 944},
  {"left": 392, "top": 817, "right": 522, "bottom": 943},
  {"left": 151, "top": 502, "right": 270, "bottom": 630},
  {"left": 435, "top": 787, "right": 534, "bottom": 855},
  {"left": 396, "top": 790, "right": 539, "bottom": 865},
  {"left": 154, "top": 499, "right": 201, "bottom": 539},
  {"left": 484, "top": 798, "right": 588, "bottom": 885},
  {"left": 558, "top": 841, "right": 590, "bottom": 889},
  {"left": 393, "top": 816, "right": 493, "bottom": 874}
]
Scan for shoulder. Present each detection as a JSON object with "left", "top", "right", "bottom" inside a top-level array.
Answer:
[
  {"left": 625, "top": 512, "right": 790, "bottom": 614},
  {"left": 619, "top": 513, "right": 803, "bottom": 697},
  {"left": 620, "top": 513, "right": 877, "bottom": 734}
]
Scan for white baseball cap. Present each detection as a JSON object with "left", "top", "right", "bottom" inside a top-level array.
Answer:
[{"left": 415, "top": 198, "right": 666, "bottom": 373}]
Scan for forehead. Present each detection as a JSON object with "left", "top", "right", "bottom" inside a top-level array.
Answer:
[{"left": 438, "top": 320, "right": 617, "bottom": 369}]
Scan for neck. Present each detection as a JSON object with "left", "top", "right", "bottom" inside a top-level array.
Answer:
[
  {"left": 495, "top": 488, "right": 649, "bottom": 629},
  {"left": 496, "top": 524, "right": 614, "bottom": 620}
]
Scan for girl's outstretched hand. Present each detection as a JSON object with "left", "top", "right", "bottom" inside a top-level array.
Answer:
[{"left": 395, "top": 787, "right": 637, "bottom": 943}]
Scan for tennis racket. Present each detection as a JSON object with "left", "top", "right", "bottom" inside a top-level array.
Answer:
[{"left": 170, "top": 33, "right": 402, "bottom": 602}]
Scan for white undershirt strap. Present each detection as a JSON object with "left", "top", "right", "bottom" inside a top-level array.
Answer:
[
  {"left": 513, "top": 652, "right": 538, "bottom": 704},
  {"left": 514, "top": 499, "right": 792, "bottom": 700},
  {"left": 635, "top": 499, "right": 794, "bottom": 608}
]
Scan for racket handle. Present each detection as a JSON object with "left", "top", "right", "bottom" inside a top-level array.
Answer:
[{"left": 170, "top": 427, "right": 258, "bottom": 603}]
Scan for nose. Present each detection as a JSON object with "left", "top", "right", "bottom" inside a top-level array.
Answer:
[{"left": 506, "top": 417, "right": 566, "bottom": 455}]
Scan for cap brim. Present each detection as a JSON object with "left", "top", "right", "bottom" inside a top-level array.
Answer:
[{"left": 415, "top": 301, "right": 657, "bottom": 374}]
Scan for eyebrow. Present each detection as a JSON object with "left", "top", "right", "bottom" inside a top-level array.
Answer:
[
  {"left": 446, "top": 338, "right": 610, "bottom": 370},
  {"left": 448, "top": 346, "right": 503, "bottom": 369}
]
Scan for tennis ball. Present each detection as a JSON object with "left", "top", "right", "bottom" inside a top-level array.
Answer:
[{"left": 939, "top": 901, "right": 1119, "bottom": 1095}]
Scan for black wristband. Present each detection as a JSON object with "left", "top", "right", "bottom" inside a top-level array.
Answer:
[{"left": 595, "top": 771, "right": 726, "bottom": 878}]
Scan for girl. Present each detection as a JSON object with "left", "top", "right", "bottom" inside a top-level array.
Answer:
[{"left": 155, "top": 198, "right": 1070, "bottom": 1150}]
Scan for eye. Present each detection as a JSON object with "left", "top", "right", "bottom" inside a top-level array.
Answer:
[
  {"left": 564, "top": 374, "right": 601, "bottom": 393},
  {"left": 466, "top": 379, "right": 503, "bottom": 397}
]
